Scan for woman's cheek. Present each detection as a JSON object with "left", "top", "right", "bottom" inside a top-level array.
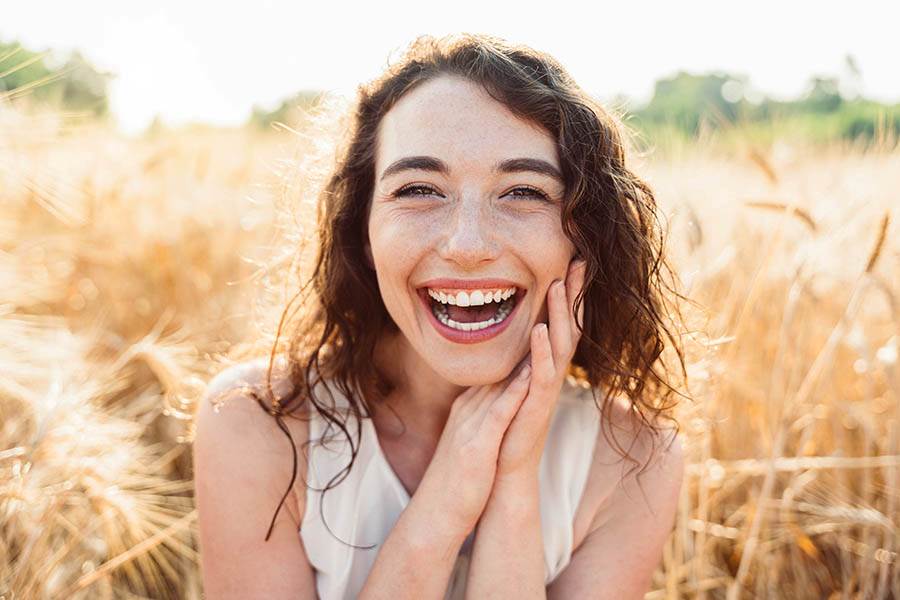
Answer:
[
  {"left": 370, "top": 211, "right": 431, "bottom": 256},
  {"left": 496, "top": 204, "right": 564, "bottom": 230},
  {"left": 378, "top": 207, "right": 445, "bottom": 243}
]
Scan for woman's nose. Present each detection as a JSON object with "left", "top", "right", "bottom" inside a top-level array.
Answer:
[{"left": 437, "top": 198, "right": 501, "bottom": 267}]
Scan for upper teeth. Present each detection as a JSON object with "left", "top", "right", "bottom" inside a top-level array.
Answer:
[{"left": 427, "top": 287, "right": 516, "bottom": 307}]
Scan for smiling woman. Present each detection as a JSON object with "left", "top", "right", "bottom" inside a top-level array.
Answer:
[
  {"left": 193, "top": 32, "right": 691, "bottom": 600},
  {"left": 368, "top": 76, "right": 571, "bottom": 370}
]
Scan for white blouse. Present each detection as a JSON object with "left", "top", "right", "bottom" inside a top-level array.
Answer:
[{"left": 299, "top": 378, "right": 601, "bottom": 599}]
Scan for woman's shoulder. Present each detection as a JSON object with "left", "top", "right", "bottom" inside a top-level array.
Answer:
[
  {"left": 558, "top": 377, "right": 680, "bottom": 465},
  {"left": 576, "top": 382, "right": 682, "bottom": 482},
  {"left": 565, "top": 379, "right": 684, "bottom": 546},
  {"left": 197, "top": 355, "right": 313, "bottom": 452},
  {"left": 194, "top": 356, "right": 312, "bottom": 518},
  {"left": 204, "top": 356, "right": 308, "bottom": 415}
]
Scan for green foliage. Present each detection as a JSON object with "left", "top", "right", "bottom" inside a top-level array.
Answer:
[
  {"left": 637, "top": 71, "right": 743, "bottom": 134},
  {"left": 0, "top": 40, "right": 112, "bottom": 116},
  {"left": 3, "top": 36, "right": 895, "bottom": 147},
  {"left": 799, "top": 76, "right": 843, "bottom": 113},
  {"left": 835, "top": 100, "right": 900, "bottom": 140},
  {"left": 629, "top": 67, "right": 899, "bottom": 149}
]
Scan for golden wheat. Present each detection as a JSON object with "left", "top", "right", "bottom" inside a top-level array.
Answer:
[{"left": 1, "top": 102, "right": 898, "bottom": 599}]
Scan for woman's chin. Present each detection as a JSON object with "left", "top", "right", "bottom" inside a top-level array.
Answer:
[{"left": 432, "top": 360, "right": 520, "bottom": 388}]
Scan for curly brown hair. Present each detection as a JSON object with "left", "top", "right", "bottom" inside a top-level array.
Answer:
[{"left": 238, "top": 32, "right": 692, "bottom": 544}]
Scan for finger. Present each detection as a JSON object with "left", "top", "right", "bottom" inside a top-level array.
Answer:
[
  {"left": 453, "top": 383, "right": 492, "bottom": 419},
  {"left": 531, "top": 322, "right": 555, "bottom": 384},
  {"left": 472, "top": 349, "right": 539, "bottom": 425},
  {"left": 547, "top": 278, "right": 572, "bottom": 369},
  {"left": 567, "top": 259, "right": 587, "bottom": 341},
  {"left": 456, "top": 384, "right": 483, "bottom": 400},
  {"left": 483, "top": 364, "right": 532, "bottom": 429},
  {"left": 492, "top": 359, "right": 530, "bottom": 398},
  {"left": 473, "top": 359, "right": 529, "bottom": 417},
  {"left": 518, "top": 324, "right": 562, "bottom": 423},
  {"left": 511, "top": 354, "right": 532, "bottom": 378},
  {"left": 470, "top": 380, "right": 502, "bottom": 410}
]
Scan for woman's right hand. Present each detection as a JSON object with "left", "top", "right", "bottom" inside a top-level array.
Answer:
[{"left": 416, "top": 360, "right": 533, "bottom": 536}]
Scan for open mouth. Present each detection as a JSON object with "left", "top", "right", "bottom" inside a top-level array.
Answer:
[{"left": 417, "top": 285, "right": 525, "bottom": 336}]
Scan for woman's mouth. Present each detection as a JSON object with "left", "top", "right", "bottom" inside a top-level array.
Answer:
[{"left": 416, "top": 285, "right": 525, "bottom": 344}]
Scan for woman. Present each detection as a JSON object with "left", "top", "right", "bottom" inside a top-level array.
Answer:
[{"left": 193, "top": 33, "right": 689, "bottom": 599}]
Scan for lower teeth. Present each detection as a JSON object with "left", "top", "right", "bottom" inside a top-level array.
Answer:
[{"left": 431, "top": 300, "right": 514, "bottom": 332}]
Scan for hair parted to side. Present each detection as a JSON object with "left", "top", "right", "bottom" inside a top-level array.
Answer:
[{"left": 232, "top": 32, "right": 693, "bottom": 544}]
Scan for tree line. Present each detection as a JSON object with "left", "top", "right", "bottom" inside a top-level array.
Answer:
[{"left": 2, "top": 38, "right": 896, "bottom": 144}]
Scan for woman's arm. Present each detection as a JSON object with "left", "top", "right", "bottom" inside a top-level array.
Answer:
[
  {"left": 545, "top": 430, "right": 684, "bottom": 599},
  {"left": 194, "top": 360, "right": 475, "bottom": 600},
  {"left": 464, "top": 264, "right": 587, "bottom": 598},
  {"left": 193, "top": 361, "right": 317, "bottom": 599},
  {"left": 464, "top": 470, "right": 546, "bottom": 600},
  {"left": 360, "top": 363, "right": 537, "bottom": 599},
  {"left": 358, "top": 475, "right": 470, "bottom": 599}
]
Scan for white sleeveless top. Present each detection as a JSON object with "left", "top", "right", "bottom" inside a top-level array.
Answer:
[{"left": 299, "top": 378, "right": 601, "bottom": 599}]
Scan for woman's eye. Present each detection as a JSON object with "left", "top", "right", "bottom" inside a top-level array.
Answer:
[
  {"left": 394, "top": 184, "right": 441, "bottom": 198},
  {"left": 506, "top": 186, "right": 549, "bottom": 201},
  {"left": 392, "top": 184, "right": 549, "bottom": 201}
]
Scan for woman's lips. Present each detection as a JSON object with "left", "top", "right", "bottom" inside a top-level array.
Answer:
[{"left": 417, "top": 287, "right": 525, "bottom": 344}]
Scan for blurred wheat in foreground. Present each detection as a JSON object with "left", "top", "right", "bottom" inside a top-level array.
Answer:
[{"left": 1, "top": 104, "right": 898, "bottom": 599}]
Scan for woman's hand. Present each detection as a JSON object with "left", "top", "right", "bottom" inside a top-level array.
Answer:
[
  {"left": 417, "top": 360, "right": 533, "bottom": 535},
  {"left": 494, "top": 257, "right": 587, "bottom": 482},
  {"left": 415, "top": 257, "right": 585, "bottom": 535}
]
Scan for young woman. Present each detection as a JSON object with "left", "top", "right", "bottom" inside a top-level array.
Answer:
[{"left": 193, "top": 33, "right": 689, "bottom": 599}]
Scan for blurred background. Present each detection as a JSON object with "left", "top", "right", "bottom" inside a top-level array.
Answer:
[{"left": 2, "top": 1, "right": 898, "bottom": 598}]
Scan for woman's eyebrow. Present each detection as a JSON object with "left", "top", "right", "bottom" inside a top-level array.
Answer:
[
  {"left": 378, "top": 155, "right": 563, "bottom": 183},
  {"left": 380, "top": 156, "right": 448, "bottom": 181},
  {"left": 496, "top": 157, "right": 563, "bottom": 183}
]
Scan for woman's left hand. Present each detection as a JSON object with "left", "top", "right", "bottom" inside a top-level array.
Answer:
[{"left": 494, "top": 257, "right": 587, "bottom": 482}]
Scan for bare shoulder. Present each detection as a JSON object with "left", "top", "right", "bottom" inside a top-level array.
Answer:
[
  {"left": 192, "top": 356, "right": 317, "bottom": 597},
  {"left": 194, "top": 356, "right": 312, "bottom": 521},
  {"left": 588, "top": 392, "right": 684, "bottom": 530},
  {"left": 548, "top": 388, "right": 685, "bottom": 598},
  {"left": 201, "top": 355, "right": 310, "bottom": 417},
  {"left": 567, "top": 383, "right": 684, "bottom": 548}
]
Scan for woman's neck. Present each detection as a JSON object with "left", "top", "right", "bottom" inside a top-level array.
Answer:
[{"left": 371, "top": 329, "right": 467, "bottom": 444}]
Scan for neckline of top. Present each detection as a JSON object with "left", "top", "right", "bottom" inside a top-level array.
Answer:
[
  {"left": 359, "top": 379, "right": 592, "bottom": 511},
  {"left": 364, "top": 416, "right": 483, "bottom": 556},
  {"left": 363, "top": 417, "right": 413, "bottom": 507}
]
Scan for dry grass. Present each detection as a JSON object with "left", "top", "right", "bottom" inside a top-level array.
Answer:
[{"left": 1, "top": 103, "right": 897, "bottom": 599}]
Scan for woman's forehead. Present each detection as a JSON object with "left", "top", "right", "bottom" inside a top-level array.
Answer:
[{"left": 375, "top": 75, "right": 558, "bottom": 175}]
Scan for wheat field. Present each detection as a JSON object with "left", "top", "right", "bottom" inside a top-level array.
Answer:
[{"left": 1, "top": 103, "right": 897, "bottom": 599}]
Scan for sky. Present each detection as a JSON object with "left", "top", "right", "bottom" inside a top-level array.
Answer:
[{"left": 4, "top": 0, "right": 899, "bottom": 134}]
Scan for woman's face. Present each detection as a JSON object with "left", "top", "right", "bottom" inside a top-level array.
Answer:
[{"left": 367, "top": 74, "right": 576, "bottom": 385}]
